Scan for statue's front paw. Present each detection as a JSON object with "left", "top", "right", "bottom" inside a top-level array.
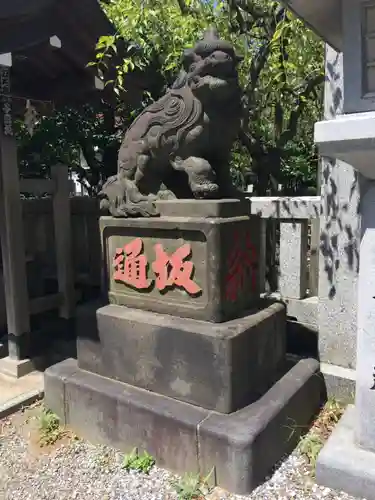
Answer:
[
  {"left": 109, "top": 203, "right": 130, "bottom": 218},
  {"left": 192, "top": 182, "right": 219, "bottom": 199}
]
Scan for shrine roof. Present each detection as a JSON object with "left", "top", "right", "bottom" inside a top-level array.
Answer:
[
  {"left": 0, "top": 0, "right": 114, "bottom": 105},
  {"left": 281, "top": 0, "right": 342, "bottom": 51}
]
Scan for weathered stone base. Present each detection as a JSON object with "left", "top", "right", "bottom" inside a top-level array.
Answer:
[
  {"left": 77, "top": 301, "right": 286, "bottom": 414},
  {"left": 45, "top": 357, "right": 322, "bottom": 495},
  {"left": 316, "top": 405, "right": 375, "bottom": 500}
]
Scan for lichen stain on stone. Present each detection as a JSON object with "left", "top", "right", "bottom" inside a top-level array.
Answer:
[{"left": 170, "top": 377, "right": 192, "bottom": 397}]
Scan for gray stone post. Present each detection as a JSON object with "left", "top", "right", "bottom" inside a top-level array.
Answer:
[
  {"left": 279, "top": 221, "right": 308, "bottom": 299},
  {"left": 318, "top": 45, "right": 359, "bottom": 395}
]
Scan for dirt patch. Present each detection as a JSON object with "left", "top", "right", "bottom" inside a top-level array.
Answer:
[{"left": 7, "top": 402, "right": 76, "bottom": 461}]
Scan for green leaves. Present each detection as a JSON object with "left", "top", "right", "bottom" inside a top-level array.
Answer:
[
  {"left": 122, "top": 448, "right": 156, "bottom": 474},
  {"left": 97, "top": 0, "right": 222, "bottom": 93}
]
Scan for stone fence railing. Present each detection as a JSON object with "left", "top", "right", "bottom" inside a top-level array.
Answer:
[{"left": 248, "top": 196, "right": 321, "bottom": 330}]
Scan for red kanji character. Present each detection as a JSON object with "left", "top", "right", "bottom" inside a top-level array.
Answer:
[
  {"left": 225, "top": 230, "right": 257, "bottom": 302},
  {"left": 152, "top": 243, "right": 202, "bottom": 295},
  {"left": 113, "top": 237, "right": 151, "bottom": 289}
]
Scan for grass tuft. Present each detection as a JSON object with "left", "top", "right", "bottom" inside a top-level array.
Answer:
[{"left": 170, "top": 468, "right": 214, "bottom": 500}]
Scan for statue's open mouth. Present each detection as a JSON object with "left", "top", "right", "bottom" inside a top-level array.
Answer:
[{"left": 196, "top": 60, "right": 237, "bottom": 80}]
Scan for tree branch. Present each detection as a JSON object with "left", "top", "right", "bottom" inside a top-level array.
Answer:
[
  {"left": 233, "top": 7, "right": 246, "bottom": 33},
  {"left": 242, "top": 39, "right": 271, "bottom": 131},
  {"left": 231, "top": 0, "right": 266, "bottom": 20},
  {"left": 241, "top": 5, "right": 287, "bottom": 131},
  {"left": 274, "top": 24, "right": 290, "bottom": 139},
  {"left": 176, "top": 0, "right": 199, "bottom": 17},
  {"left": 239, "top": 128, "right": 267, "bottom": 160},
  {"left": 278, "top": 73, "right": 325, "bottom": 147}
]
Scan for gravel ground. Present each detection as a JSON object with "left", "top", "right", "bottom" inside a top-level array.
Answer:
[{"left": 0, "top": 404, "right": 365, "bottom": 500}]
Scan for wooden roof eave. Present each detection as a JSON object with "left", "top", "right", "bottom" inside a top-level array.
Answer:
[
  {"left": 0, "top": 0, "right": 55, "bottom": 20},
  {"left": 0, "top": 0, "right": 115, "bottom": 105}
]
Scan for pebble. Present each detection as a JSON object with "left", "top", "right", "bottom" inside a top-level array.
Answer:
[{"left": 0, "top": 413, "right": 365, "bottom": 500}]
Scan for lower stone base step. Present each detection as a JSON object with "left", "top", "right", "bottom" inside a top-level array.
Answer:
[{"left": 45, "top": 357, "right": 322, "bottom": 495}]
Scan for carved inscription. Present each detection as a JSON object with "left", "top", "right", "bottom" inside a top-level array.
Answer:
[
  {"left": 113, "top": 238, "right": 201, "bottom": 296},
  {"left": 225, "top": 230, "right": 257, "bottom": 302},
  {"left": 0, "top": 66, "right": 12, "bottom": 136}
]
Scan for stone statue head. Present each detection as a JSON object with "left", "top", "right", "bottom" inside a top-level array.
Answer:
[{"left": 181, "top": 28, "right": 242, "bottom": 101}]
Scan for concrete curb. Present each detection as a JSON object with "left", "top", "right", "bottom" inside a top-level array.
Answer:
[{"left": 0, "top": 388, "right": 44, "bottom": 419}]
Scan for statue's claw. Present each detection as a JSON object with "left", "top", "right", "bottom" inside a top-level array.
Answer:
[{"left": 192, "top": 182, "right": 220, "bottom": 199}]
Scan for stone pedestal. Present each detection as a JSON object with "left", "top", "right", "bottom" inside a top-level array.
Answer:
[
  {"left": 45, "top": 199, "right": 322, "bottom": 495},
  {"left": 102, "top": 199, "right": 261, "bottom": 322}
]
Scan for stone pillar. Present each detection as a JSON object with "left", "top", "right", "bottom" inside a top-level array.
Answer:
[
  {"left": 318, "top": 45, "right": 359, "bottom": 394},
  {"left": 0, "top": 65, "right": 30, "bottom": 361},
  {"left": 279, "top": 220, "right": 308, "bottom": 299},
  {"left": 51, "top": 164, "right": 75, "bottom": 319}
]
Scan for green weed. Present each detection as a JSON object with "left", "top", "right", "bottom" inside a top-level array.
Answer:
[
  {"left": 171, "top": 468, "right": 214, "bottom": 500},
  {"left": 38, "top": 407, "right": 65, "bottom": 447},
  {"left": 122, "top": 448, "right": 155, "bottom": 474}
]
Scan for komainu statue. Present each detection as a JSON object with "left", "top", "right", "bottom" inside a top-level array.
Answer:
[{"left": 99, "top": 28, "right": 243, "bottom": 217}]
